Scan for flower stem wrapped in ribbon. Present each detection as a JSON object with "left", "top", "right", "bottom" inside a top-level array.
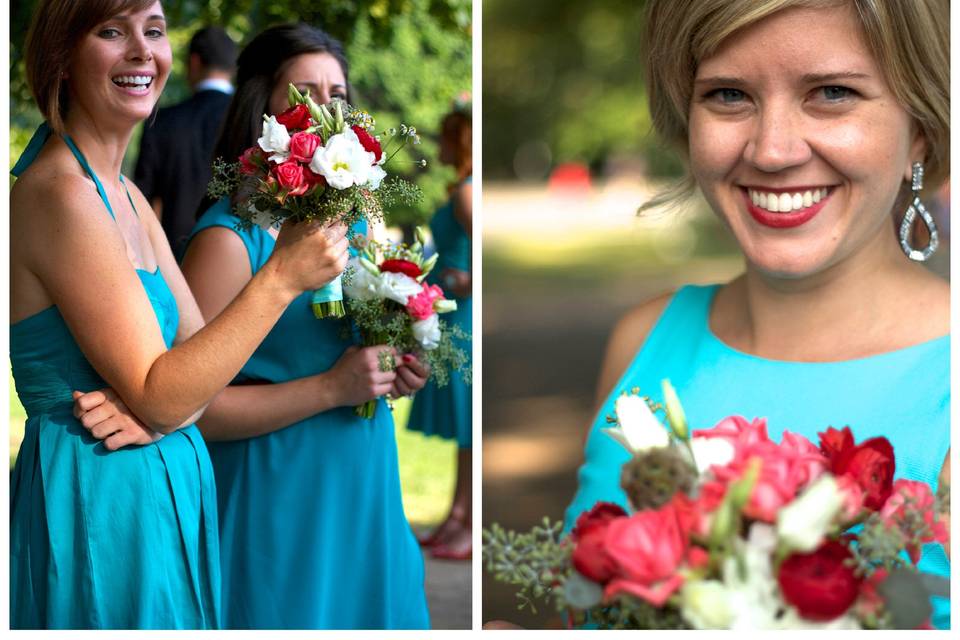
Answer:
[
  {"left": 207, "top": 84, "right": 425, "bottom": 318},
  {"left": 343, "top": 228, "right": 471, "bottom": 418}
]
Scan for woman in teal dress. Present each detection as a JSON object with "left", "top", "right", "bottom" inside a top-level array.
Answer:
[
  {"left": 10, "top": 1, "right": 347, "bottom": 629},
  {"left": 409, "top": 106, "right": 474, "bottom": 560},
  {"left": 178, "top": 24, "right": 431, "bottom": 629},
  {"left": 558, "top": 0, "right": 950, "bottom": 630}
]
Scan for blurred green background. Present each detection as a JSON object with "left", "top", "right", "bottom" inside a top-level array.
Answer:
[{"left": 10, "top": 0, "right": 472, "bottom": 228}]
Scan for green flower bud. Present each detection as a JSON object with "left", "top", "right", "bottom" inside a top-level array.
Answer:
[
  {"left": 420, "top": 253, "right": 439, "bottom": 277},
  {"left": 287, "top": 83, "right": 304, "bottom": 106},
  {"left": 359, "top": 257, "right": 380, "bottom": 275},
  {"left": 334, "top": 100, "right": 345, "bottom": 130},
  {"left": 729, "top": 457, "right": 761, "bottom": 508},
  {"left": 434, "top": 299, "right": 458, "bottom": 313},
  {"left": 661, "top": 379, "right": 688, "bottom": 441},
  {"left": 415, "top": 226, "right": 427, "bottom": 245}
]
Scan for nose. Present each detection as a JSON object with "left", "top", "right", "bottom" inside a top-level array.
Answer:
[
  {"left": 126, "top": 31, "right": 153, "bottom": 63},
  {"left": 742, "top": 99, "right": 812, "bottom": 172},
  {"left": 317, "top": 88, "right": 332, "bottom": 104}
]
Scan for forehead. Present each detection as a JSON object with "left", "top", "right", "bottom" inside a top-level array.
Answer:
[
  {"left": 278, "top": 52, "right": 345, "bottom": 85},
  {"left": 696, "top": 4, "right": 876, "bottom": 79},
  {"left": 102, "top": 0, "right": 165, "bottom": 21}
]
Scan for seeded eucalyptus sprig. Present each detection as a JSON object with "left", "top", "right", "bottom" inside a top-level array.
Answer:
[{"left": 482, "top": 519, "right": 570, "bottom": 614}]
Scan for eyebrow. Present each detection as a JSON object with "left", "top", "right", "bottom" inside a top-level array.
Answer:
[
  {"left": 296, "top": 82, "right": 347, "bottom": 91},
  {"left": 108, "top": 14, "right": 166, "bottom": 22},
  {"left": 695, "top": 71, "right": 871, "bottom": 86}
]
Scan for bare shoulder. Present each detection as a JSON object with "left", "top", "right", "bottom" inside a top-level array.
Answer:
[{"left": 594, "top": 290, "right": 675, "bottom": 407}]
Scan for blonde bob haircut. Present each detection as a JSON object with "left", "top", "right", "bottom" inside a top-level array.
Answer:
[
  {"left": 24, "top": 0, "right": 157, "bottom": 133},
  {"left": 642, "top": 0, "right": 949, "bottom": 212}
]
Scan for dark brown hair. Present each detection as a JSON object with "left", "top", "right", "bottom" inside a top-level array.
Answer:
[
  {"left": 25, "top": 0, "right": 157, "bottom": 133},
  {"left": 441, "top": 110, "right": 472, "bottom": 187}
]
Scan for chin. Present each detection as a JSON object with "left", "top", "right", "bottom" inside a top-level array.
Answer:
[{"left": 743, "top": 245, "right": 839, "bottom": 280}]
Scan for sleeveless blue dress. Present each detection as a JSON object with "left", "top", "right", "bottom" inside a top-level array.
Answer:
[
  {"left": 564, "top": 285, "right": 950, "bottom": 629},
  {"left": 188, "top": 199, "right": 430, "bottom": 629},
  {"left": 408, "top": 177, "right": 473, "bottom": 448},
  {"left": 9, "top": 124, "right": 221, "bottom": 629}
]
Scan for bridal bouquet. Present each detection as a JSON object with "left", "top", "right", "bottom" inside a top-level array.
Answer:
[
  {"left": 483, "top": 382, "right": 949, "bottom": 629},
  {"left": 208, "top": 84, "right": 423, "bottom": 318},
  {"left": 343, "top": 228, "right": 471, "bottom": 418}
]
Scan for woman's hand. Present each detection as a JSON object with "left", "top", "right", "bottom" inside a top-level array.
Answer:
[
  {"left": 269, "top": 220, "right": 349, "bottom": 297},
  {"left": 72, "top": 388, "right": 163, "bottom": 450},
  {"left": 328, "top": 345, "right": 398, "bottom": 406},
  {"left": 440, "top": 267, "right": 471, "bottom": 298},
  {"left": 391, "top": 353, "right": 431, "bottom": 397}
]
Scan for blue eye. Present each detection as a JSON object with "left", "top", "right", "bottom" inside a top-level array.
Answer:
[
  {"left": 146, "top": 27, "right": 165, "bottom": 38},
  {"left": 820, "top": 86, "right": 854, "bottom": 101},
  {"left": 707, "top": 88, "right": 746, "bottom": 104},
  {"left": 98, "top": 27, "right": 121, "bottom": 38}
]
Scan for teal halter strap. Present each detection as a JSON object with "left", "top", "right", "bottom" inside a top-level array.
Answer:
[{"left": 11, "top": 122, "right": 140, "bottom": 221}]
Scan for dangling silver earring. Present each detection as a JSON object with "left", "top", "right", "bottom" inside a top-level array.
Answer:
[{"left": 898, "top": 162, "right": 938, "bottom": 262}]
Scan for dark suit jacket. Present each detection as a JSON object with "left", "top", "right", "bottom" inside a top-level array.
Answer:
[{"left": 135, "top": 88, "right": 233, "bottom": 259}]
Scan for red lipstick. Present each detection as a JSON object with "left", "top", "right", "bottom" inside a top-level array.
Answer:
[{"left": 743, "top": 188, "right": 831, "bottom": 229}]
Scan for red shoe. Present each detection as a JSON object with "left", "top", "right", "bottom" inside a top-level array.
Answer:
[{"left": 430, "top": 539, "right": 472, "bottom": 561}]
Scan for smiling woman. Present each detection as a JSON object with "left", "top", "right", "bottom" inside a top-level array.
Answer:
[
  {"left": 556, "top": 0, "right": 951, "bottom": 630},
  {"left": 10, "top": 0, "right": 349, "bottom": 629}
]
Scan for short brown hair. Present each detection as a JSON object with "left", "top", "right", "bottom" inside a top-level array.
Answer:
[
  {"left": 25, "top": 0, "right": 156, "bottom": 133},
  {"left": 442, "top": 111, "right": 473, "bottom": 186},
  {"left": 643, "top": 0, "right": 950, "bottom": 211}
]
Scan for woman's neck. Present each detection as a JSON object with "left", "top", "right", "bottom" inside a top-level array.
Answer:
[
  {"left": 711, "top": 229, "right": 947, "bottom": 361},
  {"left": 61, "top": 108, "right": 135, "bottom": 181}
]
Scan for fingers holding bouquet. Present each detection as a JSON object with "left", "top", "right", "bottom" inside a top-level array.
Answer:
[
  {"left": 270, "top": 220, "right": 349, "bottom": 296},
  {"left": 330, "top": 345, "right": 398, "bottom": 406},
  {"left": 391, "top": 353, "right": 431, "bottom": 398},
  {"left": 72, "top": 388, "right": 163, "bottom": 450}
]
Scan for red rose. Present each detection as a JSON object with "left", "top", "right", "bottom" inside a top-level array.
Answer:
[
  {"left": 379, "top": 259, "right": 422, "bottom": 278},
  {"left": 239, "top": 146, "right": 266, "bottom": 175},
  {"left": 571, "top": 502, "right": 627, "bottom": 541},
  {"left": 276, "top": 104, "right": 312, "bottom": 131},
  {"left": 288, "top": 131, "right": 322, "bottom": 163},
  {"left": 352, "top": 125, "right": 383, "bottom": 163},
  {"left": 571, "top": 524, "right": 619, "bottom": 583},
  {"left": 818, "top": 426, "right": 894, "bottom": 511},
  {"left": 273, "top": 160, "right": 308, "bottom": 196},
  {"left": 778, "top": 540, "right": 862, "bottom": 621},
  {"left": 304, "top": 167, "right": 326, "bottom": 192}
]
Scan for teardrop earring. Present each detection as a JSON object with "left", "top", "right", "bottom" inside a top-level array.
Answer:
[{"left": 898, "top": 162, "right": 939, "bottom": 262}]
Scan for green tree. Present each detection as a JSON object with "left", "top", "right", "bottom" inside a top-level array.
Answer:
[{"left": 10, "top": 0, "right": 471, "bottom": 226}]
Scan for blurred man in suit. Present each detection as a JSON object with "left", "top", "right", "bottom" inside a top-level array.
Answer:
[{"left": 135, "top": 26, "right": 237, "bottom": 259}]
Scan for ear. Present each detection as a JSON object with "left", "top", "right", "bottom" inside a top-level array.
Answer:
[{"left": 904, "top": 125, "right": 927, "bottom": 182}]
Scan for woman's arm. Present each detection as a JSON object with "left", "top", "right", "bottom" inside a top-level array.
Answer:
[
  {"left": 179, "top": 227, "right": 401, "bottom": 441},
  {"left": 938, "top": 449, "right": 950, "bottom": 558},
  {"left": 14, "top": 174, "right": 347, "bottom": 434}
]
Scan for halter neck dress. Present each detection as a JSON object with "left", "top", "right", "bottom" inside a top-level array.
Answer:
[
  {"left": 187, "top": 199, "right": 430, "bottom": 629},
  {"left": 9, "top": 124, "right": 220, "bottom": 629},
  {"left": 564, "top": 284, "right": 950, "bottom": 629},
  {"left": 408, "top": 176, "right": 473, "bottom": 447}
]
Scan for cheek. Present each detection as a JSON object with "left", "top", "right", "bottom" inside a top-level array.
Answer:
[
  {"left": 267, "top": 87, "right": 286, "bottom": 117},
  {"left": 688, "top": 118, "right": 742, "bottom": 183}
]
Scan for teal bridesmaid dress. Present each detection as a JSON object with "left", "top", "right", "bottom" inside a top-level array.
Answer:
[
  {"left": 189, "top": 200, "right": 430, "bottom": 629},
  {"left": 564, "top": 285, "right": 950, "bottom": 629},
  {"left": 408, "top": 177, "right": 473, "bottom": 448},
  {"left": 9, "top": 125, "right": 221, "bottom": 629}
]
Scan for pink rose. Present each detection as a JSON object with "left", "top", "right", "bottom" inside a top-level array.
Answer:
[
  {"left": 239, "top": 146, "right": 266, "bottom": 175},
  {"left": 879, "top": 479, "right": 947, "bottom": 563},
  {"left": 601, "top": 503, "right": 688, "bottom": 607},
  {"left": 272, "top": 160, "right": 308, "bottom": 197},
  {"left": 405, "top": 284, "right": 445, "bottom": 320},
  {"left": 696, "top": 416, "right": 827, "bottom": 522},
  {"left": 289, "top": 131, "right": 322, "bottom": 163}
]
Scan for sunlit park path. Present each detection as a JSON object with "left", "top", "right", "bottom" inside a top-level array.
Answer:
[{"left": 481, "top": 179, "right": 744, "bottom": 627}]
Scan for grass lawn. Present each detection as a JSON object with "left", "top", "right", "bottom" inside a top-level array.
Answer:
[{"left": 9, "top": 378, "right": 454, "bottom": 527}]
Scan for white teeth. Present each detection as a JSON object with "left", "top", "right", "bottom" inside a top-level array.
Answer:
[
  {"left": 747, "top": 187, "right": 829, "bottom": 213},
  {"left": 112, "top": 75, "right": 153, "bottom": 86}
]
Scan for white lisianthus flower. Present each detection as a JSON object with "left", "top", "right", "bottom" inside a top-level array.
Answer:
[
  {"left": 690, "top": 436, "right": 736, "bottom": 476},
  {"left": 309, "top": 128, "right": 376, "bottom": 190},
  {"left": 721, "top": 523, "right": 783, "bottom": 630},
  {"left": 257, "top": 115, "right": 291, "bottom": 163},
  {"left": 376, "top": 272, "right": 422, "bottom": 304},
  {"left": 602, "top": 394, "right": 670, "bottom": 454},
  {"left": 679, "top": 580, "right": 734, "bottom": 629},
  {"left": 776, "top": 474, "right": 843, "bottom": 552},
  {"left": 412, "top": 313, "right": 441, "bottom": 349},
  {"left": 367, "top": 164, "right": 387, "bottom": 191},
  {"left": 342, "top": 257, "right": 379, "bottom": 300},
  {"left": 434, "top": 299, "right": 458, "bottom": 313},
  {"left": 562, "top": 572, "right": 603, "bottom": 610}
]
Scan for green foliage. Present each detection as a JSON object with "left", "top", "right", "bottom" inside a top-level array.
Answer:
[
  {"left": 483, "top": 0, "right": 681, "bottom": 181},
  {"left": 482, "top": 519, "right": 570, "bottom": 614},
  {"left": 10, "top": 0, "right": 471, "bottom": 229}
]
